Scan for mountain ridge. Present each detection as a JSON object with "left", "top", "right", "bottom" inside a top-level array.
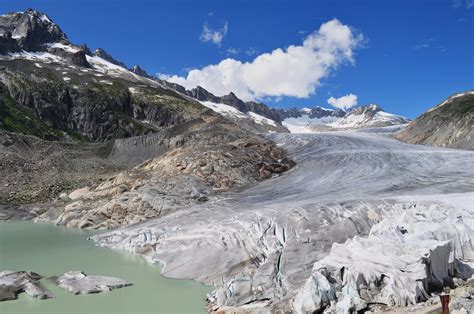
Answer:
[{"left": 395, "top": 90, "right": 474, "bottom": 150}]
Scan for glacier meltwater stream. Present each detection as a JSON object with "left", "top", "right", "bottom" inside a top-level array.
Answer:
[{"left": 0, "top": 221, "right": 211, "bottom": 314}]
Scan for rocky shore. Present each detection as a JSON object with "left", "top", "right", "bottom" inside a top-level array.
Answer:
[{"left": 0, "top": 270, "right": 130, "bottom": 301}]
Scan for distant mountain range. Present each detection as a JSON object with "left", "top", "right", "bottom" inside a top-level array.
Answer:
[
  {"left": 161, "top": 82, "right": 412, "bottom": 133},
  {"left": 277, "top": 104, "right": 410, "bottom": 133}
]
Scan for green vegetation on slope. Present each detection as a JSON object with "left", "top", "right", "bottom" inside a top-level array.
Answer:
[{"left": 0, "top": 83, "right": 64, "bottom": 140}]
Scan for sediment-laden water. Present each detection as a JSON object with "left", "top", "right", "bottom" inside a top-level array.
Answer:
[{"left": 0, "top": 221, "right": 210, "bottom": 314}]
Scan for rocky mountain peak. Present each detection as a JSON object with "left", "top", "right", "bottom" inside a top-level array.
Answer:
[
  {"left": 93, "top": 48, "right": 127, "bottom": 68},
  {"left": 131, "top": 64, "right": 151, "bottom": 78},
  {"left": 308, "top": 106, "right": 346, "bottom": 118},
  {"left": 0, "top": 9, "right": 68, "bottom": 53},
  {"left": 348, "top": 103, "right": 382, "bottom": 116},
  {"left": 279, "top": 106, "right": 346, "bottom": 120},
  {"left": 189, "top": 86, "right": 217, "bottom": 101},
  {"left": 226, "top": 92, "right": 239, "bottom": 100},
  {"left": 221, "top": 92, "right": 245, "bottom": 109}
]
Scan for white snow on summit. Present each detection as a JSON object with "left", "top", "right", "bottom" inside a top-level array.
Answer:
[
  {"left": 283, "top": 115, "right": 339, "bottom": 133},
  {"left": 248, "top": 111, "right": 277, "bottom": 127},
  {"left": 45, "top": 42, "right": 80, "bottom": 53},
  {"left": 199, "top": 101, "right": 247, "bottom": 119},
  {"left": 282, "top": 105, "right": 408, "bottom": 133},
  {"left": 200, "top": 101, "right": 279, "bottom": 128}
]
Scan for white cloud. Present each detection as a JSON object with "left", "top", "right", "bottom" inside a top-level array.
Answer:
[
  {"left": 327, "top": 94, "right": 358, "bottom": 110},
  {"left": 200, "top": 21, "right": 228, "bottom": 46},
  {"left": 246, "top": 47, "right": 258, "bottom": 56},
  {"left": 163, "top": 19, "right": 362, "bottom": 101},
  {"left": 227, "top": 47, "right": 240, "bottom": 55}
]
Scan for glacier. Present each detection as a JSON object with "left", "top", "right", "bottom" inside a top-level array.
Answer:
[{"left": 90, "top": 130, "right": 474, "bottom": 312}]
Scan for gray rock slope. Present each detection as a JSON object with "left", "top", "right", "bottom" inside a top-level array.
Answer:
[
  {"left": 91, "top": 131, "right": 474, "bottom": 312},
  {"left": 0, "top": 9, "right": 294, "bottom": 221},
  {"left": 0, "top": 9, "right": 67, "bottom": 53},
  {"left": 0, "top": 9, "right": 217, "bottom": 141},
  {"left": 395, "top": 90, "right": 474, "bottom": 150}
]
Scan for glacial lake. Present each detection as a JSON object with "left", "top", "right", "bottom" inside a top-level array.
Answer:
[{"left": 0, "top": 221, "right": 211, "bottom": 314}]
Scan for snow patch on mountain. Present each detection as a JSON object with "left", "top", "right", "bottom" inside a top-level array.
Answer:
[
  {"left": 248, "top": 111, "right": 277, "bottom": 127},
  {"left": 200, "top": 101, "right": 247, "bottom": 118},
  {"left": 1, "top": 51, "right": 64, "bottom": 63},
  {"left": 283, "top": 115, "right": 338, "bottom": 133},
  {"left": 282, "top": 104, "right": 409, "bottom": 133},
  {"left": 45, "top": 42, "right": 80, "bottom": 53},
  {"left": 200, "top": 100, "right": 279, "bottom": 129}
]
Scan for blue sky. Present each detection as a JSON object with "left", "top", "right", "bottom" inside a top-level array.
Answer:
[{"left": 3, "top": 0, "right": 473, "bottom": 118}]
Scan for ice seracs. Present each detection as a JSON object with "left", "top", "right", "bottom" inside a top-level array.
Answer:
[{"left": 292, "top": 203, "right": 474, "bottom": 313}]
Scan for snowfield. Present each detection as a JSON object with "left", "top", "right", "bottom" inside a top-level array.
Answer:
[
  {"left": 282, "top": 106, "right": 409, "bottom": 133},
  {"left": 91, "top": 131, "right": 474, "bottom": 312},
  {"left": 200, "top": 100, "right": 280, "bottom": 129},
  {"left": 283, "top": 114, "right": 339, "bottom": 133}
]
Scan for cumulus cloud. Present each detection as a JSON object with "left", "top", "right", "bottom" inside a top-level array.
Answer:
[
  {"left": 163, "top": 19, "right": 362, "bottom": 101},
  {"left": 200, "top": 21, "right": 228, "bottom": 46},
  {"left": 327, "top": 94, "right": 358, "bottom": 110}
]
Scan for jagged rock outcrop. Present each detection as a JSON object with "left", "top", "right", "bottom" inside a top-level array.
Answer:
[
  {"left": 0, "top": 31, "right": 20, "bottom": 54},
  {"left": 130, "top": 64, "right": 151, "bottom": 78},
  {"left": 280, "top": 106, "right": 346, "bottom": 120},
  {"left": 395, "top": 91, "right": 474, "bottom": 150},
  {"left": 93, "top": 48, "right": 127, "bottom": 68},
  {"left": 0, "top": 8, "right": 68, "bottom": 53},
  {"left": 162, "top": 83, "right": 283, "bottom": 123},
  {"left": 46, "top": 44, "right": 91, "bottom": 67}
]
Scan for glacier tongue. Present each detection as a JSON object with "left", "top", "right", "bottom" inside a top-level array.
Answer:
[{"left": 90, "top": 132, "right": 474, "bottom": 313}]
